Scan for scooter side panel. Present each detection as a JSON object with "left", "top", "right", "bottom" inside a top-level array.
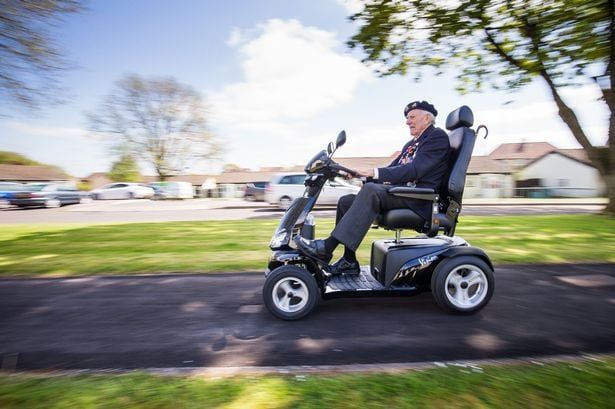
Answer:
[{"left": 371, "top": 237, "right": 464, "bottom": 287}]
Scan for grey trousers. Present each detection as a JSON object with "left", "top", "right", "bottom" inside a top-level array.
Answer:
[{"left": 331, "top": 182, "right": 419, "bottom": 251}]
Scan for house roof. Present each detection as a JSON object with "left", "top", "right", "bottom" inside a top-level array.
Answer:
[
  {"left": 467, "top": 156, "right": 513, "bottom": 174},
  {"left": 488, "top": 142, "right": 557, "bottom": 160},
  {"left": 523, "top": 149, "right": 596, "bottom": 169},
  {"left": 0, "top": 164, "right": 69, "bottom": 181},
  {"left": 556, "top": 149, "right": 591, "bottom": 165}
]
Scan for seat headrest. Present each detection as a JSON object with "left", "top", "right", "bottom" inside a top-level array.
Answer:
[{"left": 446, "top": 106, "right": 474, "bottom": 130}]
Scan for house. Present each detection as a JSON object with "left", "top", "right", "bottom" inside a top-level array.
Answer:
[
  {"left": 84, "top": 172, "right": 111, "bottom": 189},
  {"left": 465, "top": 156, "right": 514, "bottom": 198},
  {"left": 487, "top": 142, "right": 557, "bottom": 169},
  {"left": 0, "top": 164, "right": 70, "bottom": 183},
  {"left": 215, "top": 167, "right": 304, "bottom": 198},
  {"left": 516, "top": 150, "right": 605, "bottom": 197},
  {"left": 487, "top": 142, "right": 604, "bottom": 197}
]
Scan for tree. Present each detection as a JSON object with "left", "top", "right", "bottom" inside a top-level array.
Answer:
[
  {"left": 0, "top": 0, "right": 81, "bottom": 112},
  {"left": 348, "top": 0, "right": 615, "bottom": 213},
  {"left": 89, "top": 74, "right": 223, "bottom": 181},
  {"left": 108, "top": 153, "right": 141, "bottom": 182},
  {"left": 0, "top": 150, "right": 67, "bottom": 176},
  {"left": 0, "top": 150, "right": 43, "bottom": 165}
]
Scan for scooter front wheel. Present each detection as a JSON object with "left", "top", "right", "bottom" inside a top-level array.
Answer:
[
  {"left": 431, "top": 256, "right": 494, "bottom": 314},
  {"left": 263, "top": 265, "right": 320, "bottom": 320}
]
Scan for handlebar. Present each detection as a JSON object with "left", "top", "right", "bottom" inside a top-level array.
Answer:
[{"left": 329, "top": 162, "right": 359, "bottom": 178}]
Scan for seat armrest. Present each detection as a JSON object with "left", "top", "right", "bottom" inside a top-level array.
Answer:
[
  {"left": 388, "top": 187, "right": 440, "bottom": 237},
  {"left": 388, "top": 187, "right": 437, "bottom": 201}
]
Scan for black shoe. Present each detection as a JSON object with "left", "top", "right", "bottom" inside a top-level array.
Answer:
[
  {"left": 294, "top": 236, "right": 333, "bottom": 264},
  {"left": 329, "top": 257, "right": 360, "bottom": 275}
]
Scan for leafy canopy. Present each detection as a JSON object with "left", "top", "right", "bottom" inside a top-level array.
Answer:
[
  {"left": 108, "top": 154, "right": 141, "bottom": 182},
  {"left": 0, "top": 0, "right": 81, "bottom": 111},
  {"left": 348, "top": 0, "right": 610, "bottom": 93}
]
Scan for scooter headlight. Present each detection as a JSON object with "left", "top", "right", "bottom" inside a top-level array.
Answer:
[
  {"left": 269, "top": 229, "right": 289, "bottom": 249},
  {"left": 307, "top": 159, "right": 326, "bottom": 173}
]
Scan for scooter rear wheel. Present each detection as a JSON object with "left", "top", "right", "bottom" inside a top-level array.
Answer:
[
  {"left": 431, "top": 256, "right": 494, "bottom": 314},
  {"left": 263, "top": 265, "right": 320, "bottom": 320}
]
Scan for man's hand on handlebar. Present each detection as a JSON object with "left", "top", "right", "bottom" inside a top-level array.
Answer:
[{"left": 355, "top": 168, "right": 374, "bottom": 178}]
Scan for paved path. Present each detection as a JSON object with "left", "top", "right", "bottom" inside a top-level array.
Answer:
[
  {"left": 1, "top": 263, "right": 614, "bottom": 370},
  {"left": 0, "top": 198, "right": 606, "bottom": 224}
]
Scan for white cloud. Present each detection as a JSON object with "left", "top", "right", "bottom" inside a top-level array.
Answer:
[
  {"left": 208, "top": 19, "right": 372, "bottom": 134},
  {"left": 335, "top": 0, "right": 364, "bottom": 15},
  {"left": 6, "top": 121, "right": 88, "bottom": 140}
]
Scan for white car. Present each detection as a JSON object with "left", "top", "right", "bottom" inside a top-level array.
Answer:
[
  {"left": 265, "top": 173, "right": 360, "bottom": 209},
  {"left": 90, "top": 183, "right": 155, "bottom": 200},
  {"left": 148, "top": 181, "right": 194, "bottom": 199}
]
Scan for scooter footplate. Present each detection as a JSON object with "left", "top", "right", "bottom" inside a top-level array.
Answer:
[{"left": 326, "top": 267, "right": 384, "bottom": 292}]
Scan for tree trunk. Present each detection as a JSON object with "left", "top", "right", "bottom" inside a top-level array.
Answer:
[
  {"left": 604, "top": 170, "right": 615, "bottom": 214},
  {"left": 539, "top": 73, "right": 614, "bottom": 215}
]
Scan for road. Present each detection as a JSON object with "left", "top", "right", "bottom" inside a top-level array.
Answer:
[
  {"left": 1, "top": 263, "right": 614, "bottom": 370},
  {"left": 0, "top": 198, "right": 606, "bottom": 224}
]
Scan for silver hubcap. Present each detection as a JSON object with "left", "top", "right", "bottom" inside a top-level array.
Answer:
[
  {"left": 272, "top": 277, "right": 309, "bottom": 313},
  {"left": 445, "top": 264, "right": 488, "bottom": 309},
  {"left": 46, "top": 199, "right": 60, "bottom": 208}
]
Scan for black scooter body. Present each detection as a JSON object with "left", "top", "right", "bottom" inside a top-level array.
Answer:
[{"left": 267, "top": 236, "right": 491, "bottom": 300}]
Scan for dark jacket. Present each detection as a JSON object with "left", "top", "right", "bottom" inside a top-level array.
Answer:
[{"left": 376, "top": 125, "right": 451, "bottom": 220}]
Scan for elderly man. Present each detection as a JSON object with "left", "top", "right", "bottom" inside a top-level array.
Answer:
[{"left": 295, "top": 100, "right": 451, "bottom": 275}]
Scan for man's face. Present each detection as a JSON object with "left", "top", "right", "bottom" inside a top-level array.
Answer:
[{"left": 406, "top": 110, "right": 431, "bottom": 137}]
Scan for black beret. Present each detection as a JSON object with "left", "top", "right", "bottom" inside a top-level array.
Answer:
[{"left": 403, "top": 100, "right": 438, "bottom": 117}]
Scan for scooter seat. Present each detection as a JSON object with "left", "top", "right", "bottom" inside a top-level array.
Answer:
[
  {"left": 377, "top": 209, "right": 455, "bottom": 233},
  {"left": 377, "top": 208, "right": 424, "bottom": 230}
]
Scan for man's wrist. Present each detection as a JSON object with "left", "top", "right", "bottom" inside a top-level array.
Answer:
[{"left": 373, "top": 168, "right": 379, "bottom": 180}]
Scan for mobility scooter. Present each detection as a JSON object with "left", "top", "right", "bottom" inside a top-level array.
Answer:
[{"left": 263, "top": 106, "right": 494, "bottom": 320}]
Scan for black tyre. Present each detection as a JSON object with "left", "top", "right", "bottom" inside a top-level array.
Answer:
[
  {"left": 263, "top": 265, "right": 320, "bottom": 320},
  {"left": 431, "top": 256, "right": 494, "bottom": 314}
]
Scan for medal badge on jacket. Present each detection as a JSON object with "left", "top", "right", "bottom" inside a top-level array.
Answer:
[{"left": 399, "top": 140, "right": 419, "bottom": 165}]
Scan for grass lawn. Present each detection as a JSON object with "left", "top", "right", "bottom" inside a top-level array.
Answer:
[
  {"left": 0, "top": 214, "right": 613, "bottom": 277},
  {"left": 0, "top": 357, "right": 614, "bottom": 408}
]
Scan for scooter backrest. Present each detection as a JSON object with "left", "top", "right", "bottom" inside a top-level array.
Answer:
[
  {"left": 444, "top": 106, "right": 476, "bottom": 205},
  {"left": 446, "top": 105, "right": 474, "bottom": 132}
]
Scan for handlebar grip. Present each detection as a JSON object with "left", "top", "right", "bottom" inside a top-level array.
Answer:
[{"left": 331, "top": 163, "right": 358, "bottom": 177}]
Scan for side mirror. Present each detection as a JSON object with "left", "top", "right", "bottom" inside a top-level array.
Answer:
[
  {"left": 327, "top": 142, "right": 336, "bottom": 154},
  {"left": 336, "top": 130, "right": 346, "bottom": 147}
]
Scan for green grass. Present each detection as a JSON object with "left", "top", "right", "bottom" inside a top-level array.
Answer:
[
  {"left": 0, "top": 215, "right": 613, "bottom": 277},
  {"left": 0, "top": 357, "right": 614, "bottom": 408}
]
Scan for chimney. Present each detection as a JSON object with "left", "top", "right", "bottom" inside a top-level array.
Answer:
[{"left": 517, "top": 142, "right": 525, "bottom": 152}]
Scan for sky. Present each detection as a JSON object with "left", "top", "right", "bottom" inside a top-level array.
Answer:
[{"left": 0, "top": 0, "right": 609, "bottom": 178}]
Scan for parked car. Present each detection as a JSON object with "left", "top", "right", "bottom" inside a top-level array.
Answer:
[
  {"left": 265, "top": 173, "right": 360, "bottom": 209},
  {"left": 9, "top": 183, "right": 86, "bottom": 208},
  {"left": 147, "top": 181, "right": 194, "bottom": 199},
  {"left": 90, "top": 183, "right": 155, "bottom": 200},
  {"left": 243, "top": 181, "right": 268, "bottom": 202},
  {"left": 0, "top": 182, "right": 24, "bottom": 208}
]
